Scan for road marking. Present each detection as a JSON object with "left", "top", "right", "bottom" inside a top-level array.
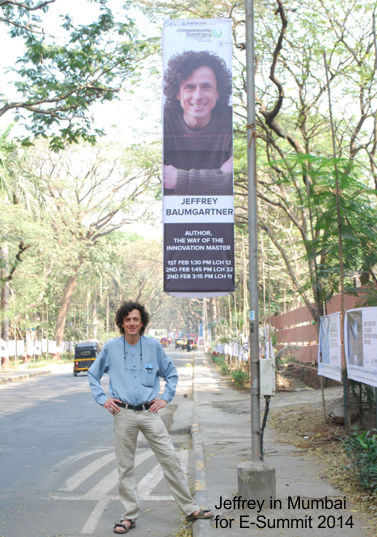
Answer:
[
  {"left": 55, "top": 448, "right": 111, "bottom": 472},
  {"left": 138, "top": 462, "right": 164, "bottom": 497},
  {"left": 80, "top": 450, "right": 157, "bottom": 534},
  {"left": 52, "top": 448, "right": 190, "bottom": 534},
  {"left": 81, "top": 499, "right": 109, "bottom": 534},
  {"left": 82, "top": 450, "right": 188, "bottom": 533},
  {"left": 139, "top": 449, "right": 188, "bottom": 499},
  {"left": 84, "top": 450, "right": 154, "bottom": 498},
  {"left": 65, "top": 452, "right": 115, "bottom": 491}
]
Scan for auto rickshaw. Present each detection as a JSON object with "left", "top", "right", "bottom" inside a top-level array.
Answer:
[{"left": 73, "top": 341, "right": 99, "bottom": 376}]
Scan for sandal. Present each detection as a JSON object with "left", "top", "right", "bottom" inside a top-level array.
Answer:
[
  {"left": 186, "top": 509, "right": 214, "bottom": 521},
  {"left": 113, "top": 519, "right": 136, "bottom": 534}
]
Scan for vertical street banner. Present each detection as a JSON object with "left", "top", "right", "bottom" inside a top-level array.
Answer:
[
  {"left": 162, "top": 19, "right": 235, "bottom": 297},
  {"left": 318, "top": 312, "right": 341, "bottom": 382},
  {"left": 344, "top": 307, "right": 377, "bottom": 388}
]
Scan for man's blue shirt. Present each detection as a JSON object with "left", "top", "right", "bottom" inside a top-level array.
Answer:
[{"left": 88, "top": 335, "right": 178, "bottom": 406}]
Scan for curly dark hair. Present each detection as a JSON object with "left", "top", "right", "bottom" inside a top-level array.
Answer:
[
  {"left": 115, "top": 301, "right": 149, "bottom": 335},
  {"left": 164, "top": 50, "right": 232, "bottom": 108}
]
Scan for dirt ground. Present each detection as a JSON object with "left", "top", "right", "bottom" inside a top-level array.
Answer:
[
  {"left": 267, "top": 368, "right": 377, "bottom": 536},
  {"left": 211, "top": 357, "right": 377, "bottom": 535}
]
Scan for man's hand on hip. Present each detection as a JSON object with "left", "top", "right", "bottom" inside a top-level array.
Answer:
[
  {"left": 103, "top": 398, "right": 123, "bottom": 414},
  {"left": 149, "top": 399, "right": 167, "bottom": 413}
]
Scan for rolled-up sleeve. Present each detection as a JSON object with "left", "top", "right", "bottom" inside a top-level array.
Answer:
[{"left": 88, "top": 344, "right": 109, "bottom": 406}]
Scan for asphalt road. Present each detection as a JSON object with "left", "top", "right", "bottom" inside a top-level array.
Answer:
[{"left": 0, "top": 348, "right": 194, "bottom": 537}]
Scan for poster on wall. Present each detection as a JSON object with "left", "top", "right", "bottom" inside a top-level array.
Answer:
[
  {"left": 318, "top": 312, "right": 341, "bottom": 382},
  {"left": 344, "top": 307, "right": 377, "bottom": 388},
  {"left": 162, "top": 18, "right": 235, "bottom": 297}
]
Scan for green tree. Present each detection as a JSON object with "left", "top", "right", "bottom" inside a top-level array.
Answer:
[
  {"left": 0, "top": 131, "right": 47, "bottom": 357},
  {"left": 25, "top": 139, "right": 159, "bottom": 348},
  {"left": 0, "top": 0, "right": 147, "bottom": 149}
]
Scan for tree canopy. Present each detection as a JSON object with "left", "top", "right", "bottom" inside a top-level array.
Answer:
[
  {"left": 0, "top": 0, "right": 147, "bottom": 149},
  {"left": 1, "top": 0, "right": 377, "bottom": 354}
]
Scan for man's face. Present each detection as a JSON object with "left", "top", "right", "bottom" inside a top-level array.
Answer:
[
  {"left": 176, "top": 66, "right": 219, "bottom": 129},
  {"left": 122, "top": 309, "right": 143, "bottom": 339}
]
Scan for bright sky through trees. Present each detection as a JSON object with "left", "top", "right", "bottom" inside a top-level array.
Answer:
[{"left": 0, "top": 1, "right": 161, "bottom": 145}]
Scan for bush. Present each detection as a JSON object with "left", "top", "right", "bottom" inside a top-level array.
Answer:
[
  {"left": 211, "top": 354, "right": 230, "bottom": 375},
  {"left": 212, "top": 354, "right": 226, "bottom": 366},
  {"left": 231, "top": 369, "right": 250, "bottom": 389},
  {"left": 344, "top": 429, "right": 377, "bottom": 493},
  {"left": 220, "top": 363, "right": 230, "bottom": 376}
]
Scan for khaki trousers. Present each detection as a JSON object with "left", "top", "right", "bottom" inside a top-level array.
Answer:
[{"left": 114, "top": 407, "right": 199, "bottom": 521}]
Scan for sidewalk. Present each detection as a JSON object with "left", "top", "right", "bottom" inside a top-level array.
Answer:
[
  {"left": 0, "top": 362, "right": 68, "bottom": 384},
  {"left": 191, "top": 353, "right": 372, "bottom": 537}
]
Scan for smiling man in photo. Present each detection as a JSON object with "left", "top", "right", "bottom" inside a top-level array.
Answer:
[{"left": 163, "top": 50, "right": 233, "bottom": 196}]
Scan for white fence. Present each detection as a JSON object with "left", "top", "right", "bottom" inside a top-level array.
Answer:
[{"left": 0, "top": 339, "right": 73, "bottom": 358}]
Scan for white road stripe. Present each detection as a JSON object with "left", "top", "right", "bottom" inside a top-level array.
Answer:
[
  {"left": 55, "top": 448, "right": 111, "bottom": 472},
  {"left": 138, "top": 463, "right": 164, "bottom": 497},
  {"left": 139, "top": 450, "right": 188, "bottom": 499},
  {"left": 81, "top": 499, "right": 109, "bottom": 534},
  {"left": 67, "top": 449, "right": 190, "bottom": 534},
  {"left": 84, "top": 468, "right": 118, "bottom": 499},
  {"left": 64, "top": 452, "right": 115, "bottom": 491},
  {"left": 80, "top": 450, "right": 155, "bottom": 533},
  {"left": 84, "top": 450, "right": 154, "bottom": 498}
]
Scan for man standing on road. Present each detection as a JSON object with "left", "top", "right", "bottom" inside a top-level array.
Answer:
[{"left": 88, "top": 300, "right": 213, "bottom": 534}]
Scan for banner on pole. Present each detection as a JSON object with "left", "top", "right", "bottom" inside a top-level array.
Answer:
[
  {"left": 344, "top": 307, "right": 377, "bottom": 388},
  {"left": 318, "top": 312, "right": 341, "bottom": 382},
  {"left": 162, "top": 19, "right": 235, "bottom": 297}
]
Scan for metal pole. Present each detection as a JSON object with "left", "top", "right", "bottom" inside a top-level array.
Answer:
[{"left": 245, "top": 0, "right": 261, "bottom": 460}]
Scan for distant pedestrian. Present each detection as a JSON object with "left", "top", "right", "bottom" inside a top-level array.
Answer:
[{"left": 88, "top": 300, "right": 213, "bottom": 534}]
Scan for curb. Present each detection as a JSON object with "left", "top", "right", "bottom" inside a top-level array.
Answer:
[
  {"left": 191, "top": 352, "right": 212, "bottom": 537},
  {"left": 0, "top": 369, "right": 52, "bottom": 384}
]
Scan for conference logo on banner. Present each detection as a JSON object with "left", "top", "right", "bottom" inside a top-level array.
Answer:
[
  {"left": 318, "top": 312, "right": 341, "bottom": 382},
  {"left": 162, "top": 19, "right": 235, "bottom": 297},
  {"left": 344, "top": 307, "right": 377, "bottom": 388}
]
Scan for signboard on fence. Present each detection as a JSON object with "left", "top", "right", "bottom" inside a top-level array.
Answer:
[
  {"left": 162, "top": 18, "right": 235, "bottom": 297},
  {"left": 344, "top": 307, "right": 377, "bottom": 388},
  {"left": 318, "top": 312, "right": 342, "bottom": 382}
]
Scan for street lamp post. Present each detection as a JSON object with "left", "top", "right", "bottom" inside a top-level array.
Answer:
[
  {"left": 237, "top": 0, "right": 276, "bottom": 501},
  {"left": 245, "top": 0, "right": 261, "bottom": 462}
]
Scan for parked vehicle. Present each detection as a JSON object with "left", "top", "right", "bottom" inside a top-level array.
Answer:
[
  {"left": 175, "top": 337, "right": 196, "bottom": 352},
  {"left": 188, "top": 338, "right": 197, "bottom": 350},
  {"left": 73, "top": 341, "right": 99, "bottom": 376},
  {"left": 175, "top": 337, "right": 187, "bottom": 350},
  {"left": 160, "top": 337, "right": 170, "bottom": 347}
]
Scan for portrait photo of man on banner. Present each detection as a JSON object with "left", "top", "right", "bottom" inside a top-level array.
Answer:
[
  {"left": 163, "top": 50, "right": 233, "bottom": 196},
  {"left": 162, "top": 19, "right": 235, "bottom": 297}
]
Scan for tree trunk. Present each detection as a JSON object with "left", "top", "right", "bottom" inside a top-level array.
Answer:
[
  {"left": 54, "top": 270, "right": 80, "bottom": 353},
  {"left": 210, "top": 297, "right": 217, "bottom": 339},
  {"left": 106, "top": 294, "right": 110, "bottom": 334},
  {"left": 1, "top": 244, "right": 10, "bottom": 368}
]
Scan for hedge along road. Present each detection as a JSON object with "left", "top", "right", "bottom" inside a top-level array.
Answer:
[{"left": 0, "top": 352, "right": 194, "bottom": 537}]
